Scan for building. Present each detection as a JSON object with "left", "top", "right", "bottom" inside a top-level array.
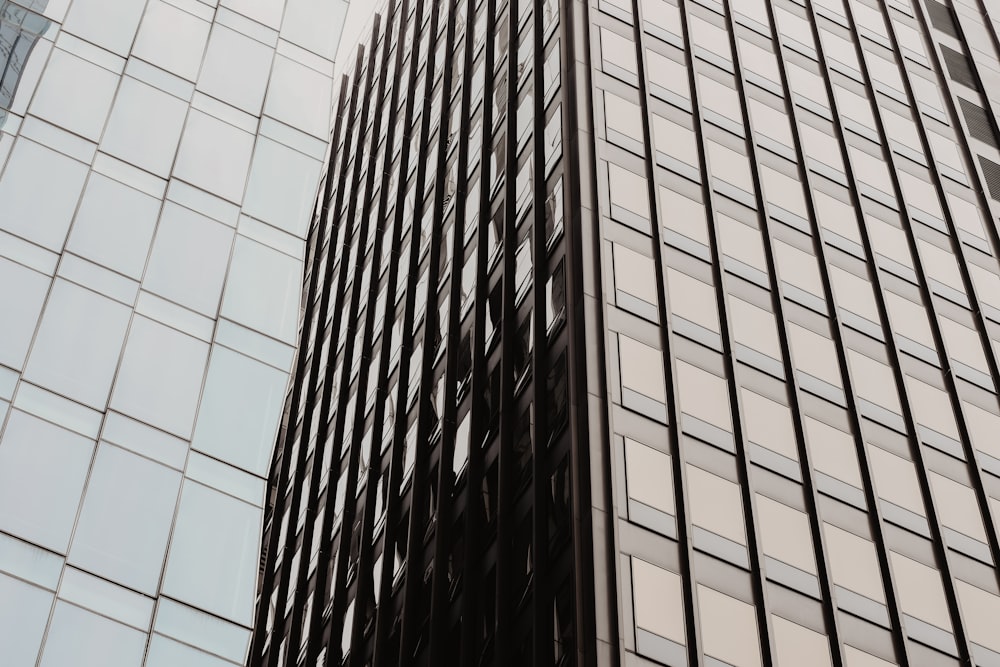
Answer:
[
  {"left": 251, "top": 0, "right": 1000, "bottom": 666},
  {"left": 0, "top": 1, "right": 349, "bottom": 665}
]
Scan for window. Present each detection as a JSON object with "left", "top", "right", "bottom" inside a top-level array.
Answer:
[
  {"left": 631, "top": 557, "right": 685, "bottom": 644},
  {"left": 729, "top": 296, "right": 782, "bottom": 359},
  {"left": 804, "top": 416, "right": 862, "bottom": 487},
  {"left": 661, "top": 186, "right": 709, "bottom": 246},
  {"left": 847, "top": 350, "right": 901, "bottom": 414},
  {"left": 38, "top": 601, "right": 145, "bottom": 667},
  {"left": 823, "top": 523, "right": 886, "bottom": 602},
  {"left": 889, "top": 551, "right": 952, "bottom": 630},
  {"left": 624, "top": 438, "right": 674, "bottom": 517},
  {"left": 757, "top": 495, "right": 817, "bottom": 574},
  {"left": 868, "top": 445, "right": 924, "bottom": 515},
  {"left": 830, "top": 265, "right": 879, "bottom": 322},
  {"left": 666, "top": 268, "right": 718, "bottom": 332},
  {"left": 741, "top": 389, "right": 797, "bottom": 460},
  {"left": 652, "top": 113, "right": 698, "bottom": 167},
  {"left": 612, "top": 243, "right": 658, "bottom": 316},
  {"left": 605, "top": 92, "right": 643, "bottom": 145},
  {"left": 697, "top": 585, "right": 762, "bottom": 667},
  {"left": 955, "top": 580, "right": 1000, "bottom": 654},
  {"left": 708, "top": 140, "right": 754, "bottom": 192},
  {"left": 775, "top": 240, "right": 825, "bottom": 298},
  {"left": 773, "top": 616, "right": 832, "bottom": 667},
  {"left": 609, "top": 163, "right": 650, "bottom": 221},
  {"left": 677, "top": 360, "right": 733, "bottom": 432},
  {"left": 600, "top": 28, "right": 637, "bottom": 78},
  {"left": 619, "top": 334, "right": 666, "bottom": 418},
  {"left": 687, "top": 464, "right": 745, "bottom": 544},
  {"left": 929, "top": 472, "right": 987, "bottom": 543},
  {"left": 788, "top": 323, "right": 842, "bottom": 389},
  {"left": 719, "top": 214, "right": 767, "bottom": 271},
  {"left": 906, "top": 375, "right": 958, "bottom": 441}
]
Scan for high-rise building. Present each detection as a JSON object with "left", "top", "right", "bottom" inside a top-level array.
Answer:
[
  {"left": 0, "top": 1, "right": 349, "bottom": 665},
  {"left": 252, "top": 0, "right": 1000, "bottom": 666}
]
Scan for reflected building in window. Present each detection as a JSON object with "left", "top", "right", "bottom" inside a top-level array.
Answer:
[
  {"left": 0, "top": 1, "right": 349, "bottom": 666},
  {"left": 251, "top": 0, "right": 1000, "bottom": 666}
]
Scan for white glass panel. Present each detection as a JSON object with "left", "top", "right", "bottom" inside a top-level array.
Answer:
[
  {"left": 263, "top": 55, "right": 334, "bottom": 138},
  {"left": 111, "top": 316, "right": 210, "bottom": 437},
  {"left": 174, "top": 111, "right": 255, "bottom": 203},
  {"left": 698, "top": 585, "right": 762, "bottom": 667},
  {"left": 29, "top": 48, "right": 118, "bottom": 140},
  {"left": 0, "top": 258, "right": 49, "bottom": 369},
  {"left": 133, "top": 0, "right": 211, "bottom": 81},
  {"left": 62, "top": 0, "right": 146, "bottom": 55},
  {"left": 143, "top": 202, "right": 235, "bottom": 316},
  {"left": 67, "top": 173, "right": 161, "bottom": 278},
  {"left": 0, "top": 411, "right": 94, "bottom": 552},
  {"left": 101, "top": 77, "right": 189, "bottom": 177},
  {"left": 198, "top": 25, "right": 273, "bottom": 113},
  {"left": 192, "top": 346, "right": 287, "bottom": 476},
  {"left": 0, "top": 138, "right": 88, "bottom": 250},
  {"left": 243, "top": 138, "right": 323, "bottom": 236},
  {"left": 632, "top": 558, "right": 684, "bottom": 642},
  {"left": 221, "top": 237, "right": 302, "bottom": 343},
  {"left": 69, "top": 445, "right": 182, "bottom": 594},
  {"left": 24, "top": 279, "right": 132, "bottom": 409},
  {"left": 162, "top": 481, "right": 260, "bottom": 625},
  {"left": 39, "top": 601, "right": 145, "bottom": 667},
  {"left": 0, "top": 573, "right": 53, "bottom": 666}
]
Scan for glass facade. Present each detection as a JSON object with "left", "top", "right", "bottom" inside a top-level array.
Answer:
[
  {"left": 0, "top": 1, "right": 349, "bottom": 665},
  {"left": 253, "top": 0, "right": 1000, "bottom": 666}
]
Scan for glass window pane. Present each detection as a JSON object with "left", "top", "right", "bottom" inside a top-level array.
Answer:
[
  {"left": 132, "top": 0, "right": 211, "bottom": 81},
  {"left": 609, "top": 163, "right": 650, "bottom": 219},
  {"left": 729, "top": 296, "right": 781, "bottom": 359},
  {"left": 889, "top": 551, "right": 951, "bottom": 630},
  {"left": 687, "top": 464, "right": 745, "bottom": 544},
  {"left": 613, "top": 243, "right": 658, "bottom": 306},
  {"left": 956, "top": 580, "right": 1000, "bottom": 654},
  {"left": 632, "top": 558, "right": 684, "bottom": 642},
  {"left": 847, "top": 350, "right": 900, "bottom": 414},
  {"left": 143, "top": 202, "right": 235, "bottom": 316},
  {"left": 243, "top": 137, "right": 324, "bottom": 237},
  {"left": 661, "top": 186, "right": 709, "bottom": 245},
  {"left": 68, "top": 444, "right": 182, "bottom": 594},
  {"left": 929, "top": 472, "right": 986, "bottom": 542},
  {"left": 624, "top": 438, "right": 674, "bottom": 515},
  {"left": 29, "top": 48, "right": 118, "bottom": 140},
  {"left": 0, "top": 258, "right": 49, "bottom": 369},
  {"left": 162, "top": 481, "right": 260, "bottom": 625},
  {"left": 773, "top": 616, "right": 831, "bottom": 667},
  {"left": 619, "top": 334, "right": 665, "bottom": 403},
  {"left": 146, "top": 634, "right": 232, "bottom": 667},
  {"left": 101, "top": 77, "right": 189, "bottom": 177},
  {"left": 39, "top": 601, "right": 146, "bottom": 667},
  {"left": 789, "top": 323, "right": 842, "bottom": 388},
  {"left": 221, "top": 237, "right": 302, "bottom": 343},
  {"left": 741, "top": 389, "right": 797, "bottom": 460},
  {"left": 757, "top": 494, "right": 816, "bottom": 573},
  {"left": 111, "top": 316, "right": 210, "bottom": 438},
  {"left": 192, "top": 347, "right": 288, "bottom": 476},
  {"left": 906, "top": 375, "right": 958, "bottom": 440},
  {"left": 869, "top": 446, "right": 924, "bottom": 515},
  {"left": 0, "top": 138, "right": 88, "bottom": 250},
  {"left": 601, "top": 27, "right": 636, "bottom": 75},
  {"left": 698, "top": 585, "right": 762, "bottom": 667},
  {"left": 0, "top": 411, "right": 95, "bottom": 551},
  {"left": 677, "top": 360, "right": 732, "bottom": 431},
  {"left": 174, "top": 110, "right": 255, "bottom": 204},
  {"left": 0, "top": 573, "right": 53, "bottom": 666},
  {"left": 24, "top": 279, "right": 132, "bottom": 409},
  {"left": 844, "top": 645, "right": 896, "bottom": 667},
  {"left": 804, "top": 417, "right": 861, "bottom": 487},
  {"left": 197, "top": 24, "right": 273, "bottom": 113},
  {"left": 823, "top": 523, "right": 885, "bottom": 602},
  {"left": 62, "top": 0, "right": 146, "bottom": 55},
  {"left": 666, "top": 268, "right": 718, "bottom": 331},
  {"left": 66, "top": 173, "right": 161, "bottom": 279}
]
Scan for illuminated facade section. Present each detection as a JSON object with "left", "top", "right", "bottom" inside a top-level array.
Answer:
[
  {"left": 0, "top": 1, "right": 348, "bottom": 665},
  {"left": 253, "top": 0, "right": 1000, "bottom": 665}
]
